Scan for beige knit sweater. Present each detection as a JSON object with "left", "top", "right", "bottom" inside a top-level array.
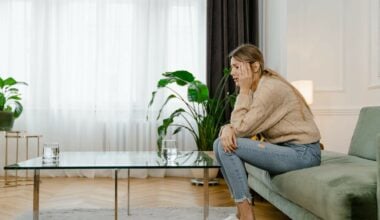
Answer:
[{"left": 229, "top": 75, "right": 321, "bottom": 144}]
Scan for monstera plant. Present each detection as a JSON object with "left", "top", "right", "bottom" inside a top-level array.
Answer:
[
  {"left": 0, "top": 76, "right": 28, "bottom": 131},
  {"left": 147, "top": 69, "right": 236, "bottom": 153}
]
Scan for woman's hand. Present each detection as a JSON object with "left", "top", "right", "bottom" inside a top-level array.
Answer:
[
  {"left": 220, "top": 125, "right": 237, "bottom": 153},
  {"left": 238, "top": 62, "right": 253, "bottom": 94}
]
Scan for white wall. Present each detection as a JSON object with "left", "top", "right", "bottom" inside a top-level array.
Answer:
[
  {"left": 263, "top": 0, "right": 380, "bottom": 153},
  {"left": 262, "top": 0, "right": 288, "bottom": 76}
]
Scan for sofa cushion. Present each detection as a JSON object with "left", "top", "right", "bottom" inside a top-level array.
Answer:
[
  {"left": 377, "top": 134, "right": 380, "bottom": 220},
  {"left": 245, "top": 161, "right": 274, "bottom": 190},
  {"left": 348, "top": 106, "right": 380, "bottom": 161},
  {"left": 271, "top": 151, "right": 377, "bottom": 219},
  {"left": 244, "top": 150, "right": 347, "bottom": 191},
  {"left": 247, "top": 174, "right": 320, "bottom": 220}
]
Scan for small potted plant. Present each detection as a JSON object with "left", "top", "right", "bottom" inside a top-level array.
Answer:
[{"left": 0, "top": 76, "right": 28, "bottom": 131}]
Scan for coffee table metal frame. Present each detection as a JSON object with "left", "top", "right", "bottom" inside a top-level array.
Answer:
[{"left": 5, "top": 151, "right": 219, "bottom": 220}]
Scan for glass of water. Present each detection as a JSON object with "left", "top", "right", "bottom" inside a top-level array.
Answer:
[
  {"left": 161, "top": 139, "right": 177, "bottom": 164},
  {"left": 42, "top": 143, "right": 60, "bottom": 164}
]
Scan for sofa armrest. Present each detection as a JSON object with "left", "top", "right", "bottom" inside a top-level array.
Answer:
[{"left": 377, "top": 133, "right": 380, "bottom": 220}]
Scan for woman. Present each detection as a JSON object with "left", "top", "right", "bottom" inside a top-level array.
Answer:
[{"left": 213, "top": 44, "right": 321, "bottom": 220}]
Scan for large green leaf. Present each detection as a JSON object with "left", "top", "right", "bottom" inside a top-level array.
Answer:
[
  {"left": 8, "top": 88, "right": 19, "bottom": 91},
  {"left": 17, "top": 81, "right": 28, "bottom": 86},
  {"left": 6, "top": 88, "right": 19, "bottom": 96},
  {"left": 156, "top": 94, "right": 176, "bottom": 120},
  {"left": 164, "top": 70, "right": 194, "bottom": 82},
  {"left": 158, "top": 120, "right": 171, "bottom": 137},
  {"left": 147, "top": 91, "right": 157, "bottom": 108},
  {"left": 188, "top": 80, "right": 209, "bottom": 103},
  {"left": 172, "top": 127, "right": 182, "bottom": 135},
  {"left": 162, "top": 70, "right": 195, "bottom": 86},
  {"left": 169, "top": 108, "right": 186, "bottom": 119},
  {"left": 162, "top": 72, "right": 172, "bottom": 77},
  {"left": 3, "top": 77, "right": 17, "bottom": 86},
  {"left": 172, "top": 70, "right": 195, "bottom": 85},
  {"left": 223, "top": 67, "right": 231, "bottom": 76},
  {"left": 13, "top": 101, "right": 23, "bottom": 118},
  {"left": 157, "top": 135, "right": 164, "bottom": 152},
  {"left": 7, "top": 95, "right": 21, "bottom": 101},
  {"left": 157, "top": 108, "right": 186, "bottom": 137},
  {"left": 0, "top": 78, "right": 3, "bottom": 88},
  {"left": 0, "top": 93, "right": 5, "bottom": 110},
  {"left": 158, "top": 78, "right": 174, "bottom": 88}
]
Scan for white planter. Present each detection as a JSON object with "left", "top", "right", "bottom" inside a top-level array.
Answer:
[
  {"left": 190, "top": 168, "right": 220, "bottom": 185},
  {"left": 149, "top": 169, "right": 166, "bottom": 177},
  {"left": 190, "top": 168, "right": 219, "bottom": 179},
  {"left": 190, "top": 151, "right": 219, "bottom": 184}
]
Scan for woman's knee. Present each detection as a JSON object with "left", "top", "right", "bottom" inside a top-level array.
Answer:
[{"left": 213, "top": 138, "right": 222, "bottom": 153}]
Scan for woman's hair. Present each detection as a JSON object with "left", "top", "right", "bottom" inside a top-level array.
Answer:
[{"left": 229, "top": 44, "right": 312, "bottom": 117}]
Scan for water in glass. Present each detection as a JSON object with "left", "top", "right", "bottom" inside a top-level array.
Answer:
[
  {"left": 161, "top": 139, "right": 177, "bottom": 164},
  {"left": 43, "top": 143, "right": 60, "bottom": 164}
]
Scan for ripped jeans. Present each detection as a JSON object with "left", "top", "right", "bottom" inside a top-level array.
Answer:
[{"left": 213, "top": 138, "right": 321, "bottom": 203}]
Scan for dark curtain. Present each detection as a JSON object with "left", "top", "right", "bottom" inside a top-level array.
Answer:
[{"left": 206, "top": 0, "right": 259, "bottom": 120}]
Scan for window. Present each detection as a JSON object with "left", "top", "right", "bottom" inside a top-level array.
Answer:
[{"left": 0, "top": 0, "right": 206, "bottom": 151}]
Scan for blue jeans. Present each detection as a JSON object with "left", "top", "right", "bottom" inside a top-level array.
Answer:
[{"left": 213, "top": 138, "right": 321, "bottom": 203}]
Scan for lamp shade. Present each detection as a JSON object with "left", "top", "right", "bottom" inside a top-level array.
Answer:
[{"left": 291, "top": 80, "right": 314, "bottom": 105}]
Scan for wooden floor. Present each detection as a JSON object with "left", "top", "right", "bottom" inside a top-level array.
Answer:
[{"left": 0, "top": 176, "right": 289, "bottom": 220}]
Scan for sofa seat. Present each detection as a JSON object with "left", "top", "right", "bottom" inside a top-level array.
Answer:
[{"left": 246, "top": 151, "right": 377, "bottom": 219}]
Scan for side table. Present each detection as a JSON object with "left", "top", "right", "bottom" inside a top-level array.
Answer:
[{"left": 1, "top": 131, "right": 43, "bottom": 187}]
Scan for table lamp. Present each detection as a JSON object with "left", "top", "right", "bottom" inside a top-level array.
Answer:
[{"left": 291, "top": 80, "right": 313, "bottom": 105}]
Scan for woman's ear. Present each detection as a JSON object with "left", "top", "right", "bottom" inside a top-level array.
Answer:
[{"left": 252, "top": 61, "right": 260, "bottom": 73}]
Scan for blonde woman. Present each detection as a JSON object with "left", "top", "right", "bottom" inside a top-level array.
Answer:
[{"left": 213, "top": 44, "right": 321, "bottom": 220}]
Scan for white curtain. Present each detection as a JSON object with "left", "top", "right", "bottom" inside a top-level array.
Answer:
[{"left": 0, "top": 0, "right": 206, "bottom": 177}]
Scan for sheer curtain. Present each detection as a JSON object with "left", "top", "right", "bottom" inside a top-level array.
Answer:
[{"left": 0, "top": 0, "right": 206, "bottom": 177}]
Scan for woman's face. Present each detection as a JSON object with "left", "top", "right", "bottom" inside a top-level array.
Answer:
[{"left": 230, "top": 57, "right": 244, "bottom": 86}]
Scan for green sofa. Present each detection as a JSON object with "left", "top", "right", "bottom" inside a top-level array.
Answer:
[{"left": 245, "top": 106, "right": 380, "bottom": 219}]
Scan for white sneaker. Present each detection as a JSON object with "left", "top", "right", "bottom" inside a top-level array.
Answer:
[{"left": 223, "top": 214, "right": 239, "bottom": 220}]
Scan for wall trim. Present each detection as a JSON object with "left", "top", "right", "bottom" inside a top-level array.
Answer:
[
  {"left": 312, "top": 108, "right": 360, "bottom": 116},
  {"left": 369, "top": 84, "right": 380, "bottom": 90}
]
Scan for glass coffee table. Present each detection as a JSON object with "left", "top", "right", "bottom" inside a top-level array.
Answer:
[{"left": 4, "top": 151, "right": 220, "bottom": 220}]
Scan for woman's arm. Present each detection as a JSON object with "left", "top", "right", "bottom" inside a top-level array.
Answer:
[{"left": 231, "top": 79, "right": 288, "bottom": 137}]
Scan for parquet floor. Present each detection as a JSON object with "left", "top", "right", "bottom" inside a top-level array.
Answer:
[{"left": 0, "top": 176, "right": 289, "bottom": 219}]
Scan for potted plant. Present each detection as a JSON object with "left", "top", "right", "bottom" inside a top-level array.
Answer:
[
  {"left": 147, "top": 69, "right": 235, "bottom": 182},
  {"left": 0, "top": 76, "right": 28, "bottom": 131}
]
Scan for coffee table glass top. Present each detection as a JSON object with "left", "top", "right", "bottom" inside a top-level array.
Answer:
[{"left": 4, "top": 151, "right": 220, "bottom": 170}]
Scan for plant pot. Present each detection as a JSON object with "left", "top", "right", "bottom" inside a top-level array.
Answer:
[
  {"left": 190, "top": 151, "right": 219, "bottom": 185},
  {"left": 191, "top": 167, "right": 219, "bottom": 178},
  {"left": 149, "top": 169, "right": 167, "bottom": 177},
  {"left": 0, "top": 111, "right": 14, "bottom": 131},
  {"left": 191, "top": 168, "right": 220, "bottom": 185}
]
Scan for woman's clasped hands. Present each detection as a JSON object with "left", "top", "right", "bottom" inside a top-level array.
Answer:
[{"left": 220, "top": 125, "right": 237, "bottom": 153}]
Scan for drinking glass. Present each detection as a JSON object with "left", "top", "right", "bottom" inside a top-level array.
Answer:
[
  {"left": 42, "top": 143, "right": 60, "bottom": 164},
  {"left": 161, "top": 139, "right": 178, "bottom": 164}
]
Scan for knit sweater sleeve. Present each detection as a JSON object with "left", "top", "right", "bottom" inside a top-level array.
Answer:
[{"left": 231, "top": 79, "right": 288, "bottom": 137}]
